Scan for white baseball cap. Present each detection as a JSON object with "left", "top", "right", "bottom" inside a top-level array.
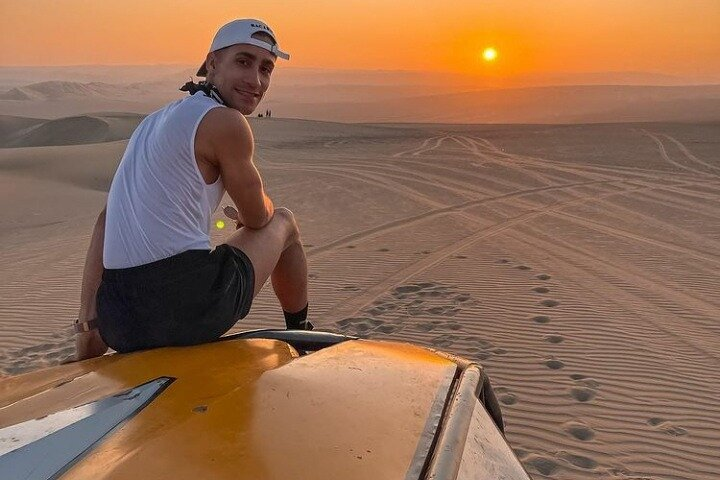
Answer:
[{"left": 197, "top": 19, "right": 290, "bottom": 76}]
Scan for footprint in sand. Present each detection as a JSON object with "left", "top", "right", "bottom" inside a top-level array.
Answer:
[
  {"left": 516, "top": 265, "right": 531, "bottom": 271},
  {"left": 558, "top": 451, "right": 598, "bottom": 470},
  {"left": 420, "top": 290, "right": 444, "bottom": 298},
  {"left": 1, "top": 333, "right": 78, "bottom": 374},
  {"left": 563, "top": 421, "right": 596, "bottom": 441},
  {"left": 493, "top": 348, "right": 508, "bottom": 355},
  {"left": 454, "top": 255, "right": 467, "bottom": 259},
  {"left": 375, "top": 324, "right": 398, "bottom": 334},
  {"left": 532, "top": 286, "right": 550, "bottom": 294},
  {"left": 540, "top": 299, "right": 560, "bottom": 307},
  {"left": 427, "top": 306, "right": 460, "bottom": 316},
  {"left": 498, "top": 258, "right": 510, "bottom": 264},
  {"left": 355, "top": 282, "right": 477, "bottom": 340},
  {"left": 525, "top": 455, "right": 560, "bottom": 476},
  {"left": 544, "top": 334, "right": 564, "bottom": 344},
  {"left": 340, "top": 284, "right": 361, "bottom": 292},
  {"left": 302, "top": 243, "right": 314, "bottom": 248},
  {"left": 413, "top": 322, "right": 436, "bottom": 332},
  {"left": 647, "top": 417, "right": 688, "bottom": 436},
  {"left": 544, "top": 358, "right": 565, "bottom": 370},
  {"left": 335, "top": 316, "right": 377, "bottom": 336},
  {"left": 536, "top": 274, "right": 551, "bottom": 281},
  {"left": 475, "top": 351, "right": 491, "bottom": 360},
  {"left": 377, "top": 248, "right": 390, "bottom": 252},
  {"left": 513, "top": 448, "right": 529, "bottom": 460},
  {"left": 494, "top": 386, "right": 518, "bottom": 406},
  {"left": 430, "top": 334, "right": 457, "bottom": 348},
  {"left": 570, "top": 387, "right": 596, "bottom": 402},
  {"left": 533, "top": 315, "right": 551, "bottom": 324},
  {"left": 394, "top": 285, "right": 422, "bottom": 295},
  {"left": 346, "top": 245, "right": 356, "bottom": 249},
  {"left": 366, "top": 305, "right": 387, "bottom": 316}
]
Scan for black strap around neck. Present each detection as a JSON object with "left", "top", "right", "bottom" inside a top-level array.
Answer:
[{"left": 179, "top": 80, "right": 227, "bottom": 106}]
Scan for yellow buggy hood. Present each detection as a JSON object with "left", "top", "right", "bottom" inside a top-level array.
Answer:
[{"left": 0, "top": 331, "right": 526, "bottom": 479}]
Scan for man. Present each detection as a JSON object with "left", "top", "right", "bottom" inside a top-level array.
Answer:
[{"left": 74, "top": 19, "right": 311, "bottom": 361}]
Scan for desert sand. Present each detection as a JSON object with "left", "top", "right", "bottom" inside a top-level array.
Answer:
[{"left": 0, "top": 112, "right": 719, "bottom": 479}]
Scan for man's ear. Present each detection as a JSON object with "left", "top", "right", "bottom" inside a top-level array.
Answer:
[
  {"left": 207, "top": 52, "right": 218, "bottom": 73},
  {"left": 206, "top": 54, "right": 214, "bottom": 73}
]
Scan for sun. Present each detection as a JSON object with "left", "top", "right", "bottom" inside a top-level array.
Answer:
[{"left": 482, "top": 47, "right": 498, "bottom": 62}]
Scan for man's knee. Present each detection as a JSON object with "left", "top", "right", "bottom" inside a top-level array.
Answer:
[{"left": 273, "top": 207, "right": 300, "bottom": 244}]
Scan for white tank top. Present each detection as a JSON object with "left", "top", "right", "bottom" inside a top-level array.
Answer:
[{"left": 104, "top": 91, "right": 226, "bottom": 269}]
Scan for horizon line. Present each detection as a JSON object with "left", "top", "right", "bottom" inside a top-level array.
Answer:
[{"left": 3, "top": 64, "right": 720, "bottom": 79}]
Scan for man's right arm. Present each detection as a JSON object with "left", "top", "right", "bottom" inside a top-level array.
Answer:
[{"left": 197, "top": 108, "right": 273, "bottom": 229}]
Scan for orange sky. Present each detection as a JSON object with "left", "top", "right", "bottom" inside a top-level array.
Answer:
[{"left": 1, "top": 0, "right": 719, "bottom": 79}]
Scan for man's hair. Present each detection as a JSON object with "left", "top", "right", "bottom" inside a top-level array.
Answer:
[{"left": 251, "top": 31, "right": 276, "bottom": 46}]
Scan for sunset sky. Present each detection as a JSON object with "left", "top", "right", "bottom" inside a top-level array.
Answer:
[{"left": 1, "top": 0, "right": 719, "bottom": 80}]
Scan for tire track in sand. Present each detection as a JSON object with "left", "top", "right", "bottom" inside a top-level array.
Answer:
[
  {"left": 297, "top": 161, "right": 720, "bottom": 267},
  {"left": 660, "top": 133, "right": 720, "bottom": 175},
  {"left": 640, "top": 129, "right": 714, "bottom": 177},
  {"left": 307, "top": 179, "right": 615, "bottom": 258},
  {"left": 322, "top": 181, "right": 662, "bottom": 322},
  {"left": 391, "top": 134, "right": 449, "bottom": 158}
]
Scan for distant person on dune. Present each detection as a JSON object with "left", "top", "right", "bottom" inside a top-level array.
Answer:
[{"left": 73, "top": 19, "right": 311, "bottom": 361}]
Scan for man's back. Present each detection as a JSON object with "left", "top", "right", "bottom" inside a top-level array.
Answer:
[
  {"left": 104, "top": 92, "right": 227, "bottom": 269},
  {"left": 73, "top": 19, "right": 310, "bottom": 360}
]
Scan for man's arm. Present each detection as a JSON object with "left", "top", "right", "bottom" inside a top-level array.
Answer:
[
  {"left": 74, "top": 207, "right": 109, "bottom": 361},
  {"left": 197, "top": 108, "right": 273, "bottom": 229}
]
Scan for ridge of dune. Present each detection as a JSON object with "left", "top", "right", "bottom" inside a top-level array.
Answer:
[
  {"left": 0, "top": 113, "right": 145, "bottom": 148},
  {"left": 0, "top": 115, "right": 47, "bottom": 144},
  {"left": 0, "top": 80, "right": 132, "bottom": 101}
]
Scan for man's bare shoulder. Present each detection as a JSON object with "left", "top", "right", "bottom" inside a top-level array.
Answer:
[{"left": 196, "top": 107, "right": 253, "bottom": 165}]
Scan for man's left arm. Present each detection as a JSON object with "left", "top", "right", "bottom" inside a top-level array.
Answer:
[{"left": 73, "top": 207, "right": 109, "bottom": 361}]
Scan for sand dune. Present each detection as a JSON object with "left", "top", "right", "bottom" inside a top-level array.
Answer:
[
  {"left": 0, "top": 113, "right": 144, "bottom": 148},
  {"left": 0, "top": 81, "right": 130, "bottom": 101},
  {"left": 266, "top": 84, "right": 720, "bottom": 124},
  {"left": 0, "top": 115, "right": 46, "bottom": 144},
  {"left": 0, "top": 81, "right": 183, "bottom": 118},
  {"left": 3, "top": 80, "right": 719, "bottom": 124},
  {"left": 1, "top": 117, "right": 719, "bottom": 479}
]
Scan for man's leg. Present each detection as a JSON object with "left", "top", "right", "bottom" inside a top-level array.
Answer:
[{"left": 223, "top": 208, "right": 308, "bottom": 317}]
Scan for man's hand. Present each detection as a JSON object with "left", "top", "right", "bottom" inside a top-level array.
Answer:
[
  {"left": 223, "top": 205, "right": 244, "bottom": 229},
  {"left": 71, "top": 329, "right": 108, "bottom": 362}
]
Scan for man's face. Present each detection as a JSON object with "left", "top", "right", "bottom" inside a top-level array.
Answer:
[{"left": 206, "top": 43, "right": 276, "bottom": 114}]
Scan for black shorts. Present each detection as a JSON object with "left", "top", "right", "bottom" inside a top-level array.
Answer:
[{"left": 96, "top": 245, "right": 255, "bottom": 353}]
